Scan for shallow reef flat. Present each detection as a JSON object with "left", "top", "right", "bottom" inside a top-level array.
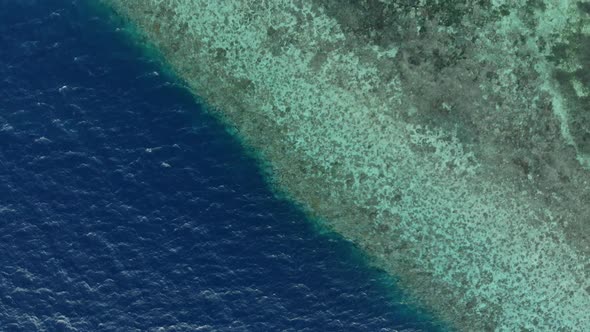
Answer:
[{"left": 98, "top": 0, "right": 590, "bottom": 330}]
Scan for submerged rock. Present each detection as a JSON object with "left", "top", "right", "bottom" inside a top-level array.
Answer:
[{"left": 98, "top": 0, "right": 590, "bottom": 330}]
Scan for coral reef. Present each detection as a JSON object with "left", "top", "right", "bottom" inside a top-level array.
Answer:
[{"left": 98, "top": 0, "right": 590, "bottom": 330}]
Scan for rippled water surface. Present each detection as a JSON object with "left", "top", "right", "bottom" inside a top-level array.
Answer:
[{"left": 0, "top": 1, "right": 441, "bottom": 331}]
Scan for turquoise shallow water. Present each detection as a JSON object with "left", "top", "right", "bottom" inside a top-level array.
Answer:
[
  {"left": 0, "top": 1, "right": 444, "bottom": 330},
  {"left": 92, "top": 1, "right": 590, "bottom": 330}
]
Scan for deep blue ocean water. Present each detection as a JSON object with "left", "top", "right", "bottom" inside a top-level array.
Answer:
[{"left": 0, "top": 1, "right": 441, "bottom": 331}]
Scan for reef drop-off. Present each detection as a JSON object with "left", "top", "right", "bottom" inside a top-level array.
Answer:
[{"left": 97, "top": 1, "right": 590, "bottom": 331}]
